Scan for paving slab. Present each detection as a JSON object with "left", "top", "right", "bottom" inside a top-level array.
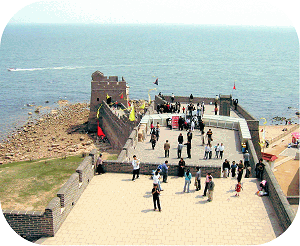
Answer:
[{"left": 40, "top": 173, "right": 283, "bottom": 245}]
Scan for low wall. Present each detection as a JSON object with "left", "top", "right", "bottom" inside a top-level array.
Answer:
[
  {"left": 99, "top": 101, "right": 136, "bottom": 150},
  {"left": 247, "top": 139, "right": 296, "bottom": 232},
  {"left": 102, "top": 160, "right": 222, "bottom": 177},
  {"left": 2, "top": 150, "right": 98, "bottom": 241}
]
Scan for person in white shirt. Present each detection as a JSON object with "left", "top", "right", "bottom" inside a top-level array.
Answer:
[
  {"left": 219, "top": 143, "right": 225, "bottom": 159},
  {"left": 204, "top": 144, "right": 211, "bottom": 159},
  {"left": 215, "top": 143, "right": 220, "bottom": 159},
  {"left": 191, "top": 120, "right": 195, "bottom": 131},
  {"left": 132, "top": 155, "right": 140, "bottom": 181},
  {"left": 153, "top": 169, "right": 163, "bottom": 191}
]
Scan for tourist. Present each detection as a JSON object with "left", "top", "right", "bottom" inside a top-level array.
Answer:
[
  {"left": 255, "top": 158, "right": 265, "bottom": 180},
  {"left": 197, "top": 103, "right": 201, "bottom": 116},
  {"left": 183, "top": 169, "right": 192, "bottom": 193},
  {"left": 199, "top": 119, "right": 205, "bottom": 135},
  {"left": 178, "top": 133, "right": 184, "bottom": 144},
  {"left": 235, "top": 181, "right": 243, "bottom": 197},
  {"left": 231, "top": 161, "right": 237, "bottom": 177},
  {"left": 132, "top": 155, "right": 140, "bottom": 181},
  {"left": 222, "top": 159, "right": 230, "bottom": 178},
  {"left": 237, "top": 165, "right": 244, "bottom": 183},
  {"left": 214, "top": 105, "right": 218, "bottom": 115},
  {"left": 214, "top": 143, "right": 220, "bottom": 158},
  {"left": 182, "top": 106, "right": 185, "bottom": 114},
  {"left": 191, "top": 120, "right": 195, "bottom": 131},
  {"left": 153, "top": 169, "right": 163, "bottom": 191},
  {"left": 184, "top": 141, "right": 191, "bottom": 158},
  {"left": 152, "top": 184, "right": 161, "bottom": 212},
  {"left": 204, "top": 144, "right": 210, "bottom": 159},
  {"left": 177, "top": 142, "right": 183, "bottom": 158},
  {"left": 189, "top": 94, "right": 194, "bottom": 102},
  {"left": 244, "top": 150, "right": 250, "bottom": 167},
  {"left": 164, "top": 140, "right": 170, "bottom": 158},
  {"left": 178, "top": 158, "right": 185, "bottom": 177},
  {"left": 187, "top": 129, "right": 193, "bottom": 142},
  {"left": 171, "top": 93, "right": 175, "bottom": 103},
  {"left": 238, "top": 160, "right": 244, "bottom": 170},
  {"left": 155, "top": 125, "right": 160, "bottom": 141},
  {"left": 208, "top": 144, "right": 213, "bottom": 159},
  {"left": 207, "top": 176, "right": 215, "bottom": 202},
  {"left": 96, "top": 153, "right": 105, "bottom": 175},
  {"left": 151, "top": 133, "right": 157, "bottom": 150},
  {"left": 206, "top": 129, "right": 213, "bottom": 144},
  {"left": 203, "top": 172, "right": 212, "bottom": 196},
  {"left": 219, "top": 143, "right": 224, "bottom": 159},
  {"left": 161, "top": 160, "right": 169, "bottom": 183},
  {"left": 195, "top": 167, "right": 201, "bottom": 191},
  {"left": 178, "top": 116, "right": 184, "bottom": 130}
]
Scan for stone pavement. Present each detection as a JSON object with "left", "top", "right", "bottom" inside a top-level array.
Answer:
[
  {"left": 127, "top": 104, "right": 244, "bottom": 167},
  {"left": 39, "top": 173, "right": 283, "bottom": 245},
  {"left": 129, "top": 126, "right": 243, "bottom": 168}
]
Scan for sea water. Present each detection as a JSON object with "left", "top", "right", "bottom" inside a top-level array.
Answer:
[{"left": 0, "top": 24, "right": 299, "bottom": 141}]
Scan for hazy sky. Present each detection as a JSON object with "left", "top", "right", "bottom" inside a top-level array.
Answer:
[
  {"left": 1, "top": 0, "right": 299, "bottom": 26},
  {"left": 0, "top": 0, "right": 300, "bottom": 35}
]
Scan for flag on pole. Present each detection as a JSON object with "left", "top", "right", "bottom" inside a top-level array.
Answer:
[
  {"left": 106, "top": 93, "right": 110, "bottom": 99},
  {"left": 120, "top": 92, "right": 124, "bottom": 99},
  {"left": 140, "top": 102, "right": 145, "bottom": 109},
  {"left": 154, "top": 78, "right": 158, "bottom": 85},
  {"left": 129, "top": 105, "right": 135, "bottom": 121},
  {"left": 233, "top": 82, "right": 236, "bottom": 90}
]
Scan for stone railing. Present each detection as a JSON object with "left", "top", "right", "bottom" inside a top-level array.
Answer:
[
  {"left": 102, "top": 160, "right": 221, "bottom": 177},
  {"left": 2, "top": 150, "right": 98, "bottom": 241}
]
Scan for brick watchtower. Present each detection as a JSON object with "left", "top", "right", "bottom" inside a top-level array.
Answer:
[{"left": 87, "top": 71, "right": 129, "bottom": 132}]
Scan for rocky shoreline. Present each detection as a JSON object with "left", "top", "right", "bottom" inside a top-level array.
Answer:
[{"left": 0, "top": 102, "right": 103, "bottom": 165}]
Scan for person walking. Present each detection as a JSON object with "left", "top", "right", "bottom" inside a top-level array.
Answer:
[
  {"left": 151, "top": 133, "right": 157, "bottom": 150},
  {"left": 237, "top": 166, "right": 244, "bottom": 183},
  {"left": 187, "top": 130, "right": 193, "bottom": 142},
  {"left": 184, "top": 141, "right": 192, "bottom": 158},
  {"left": 161, "top": 160, "right": 169, "bottom": 183},
  {"left": 208, "top": 143, "right": 213, "bottom": 159},
  {"left": 171, "top": 93, "right": 175, "bottom": 103},
  {"left": 207, "top": 176, "right": 215, "bottom": 202},
  {"left": 255, "top": 158, "right": 265, "bottom": 180},
  {"left": 195, "top": 167, "right": 201, "bottom": 191},
  {"left": 222, "top": 159, "right": 230, "bottom": 178},
  {"left": 152, "top": 184, "right": 161, "bottom": 212},
  {"left": 178, "top": 158, "right": 185, "bottom": 177},
  {"left": 177, "top": 142, "right": 183, "bottom": 158},
  {"left": 164, "top": 140, "right": 170, "bottom": 158},
  {"left": 219, "top": 143, "right": 225, "bottom": 159},
  {"left": 153, "top": 169, "right": 163, "bottom": 191},
  {"left": 96, "top": 153, "right": 105, "bottom": 175},
  {"left": 206, "top": 129, "right": 213, "bottom": 144},
  {"left": 231, "top": 161, "right": 237, "bottom": 178},
  {"left": 203, "top": 172, "right": 212, "bottom": 196},
  {"left": 183, "top": 169, "right": 192, "bottom": 193},
  {"left": 214, "top": 143, "right": 220, "bottom": 158},
  {"left": 132, "top": 155, "right": 140, "bottom": 181},
  {"left": 191, "top": 120, "right": 195, "bottom": 131},
  {"left": 155, "top": 125, "right": 160, "bottom": 141},
  {"left": 178, "top": 133, "right": 184, "bottom": 144},
  {"left": 204, "top": 144, "right": 210, "bottom": 159},
  {"left": 214, "top": 105, "right": 218, "bottom": 115},
  {"left": 235, "top": 181, "right": 243, "bottom": 197}
]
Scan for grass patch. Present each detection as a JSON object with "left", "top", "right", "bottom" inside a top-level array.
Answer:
[
  {"left": 0, "top": 155, "right": 84, "bottom": 211},
  {"left": 106, "top": 154, "right": 118, "bottom": 160}
]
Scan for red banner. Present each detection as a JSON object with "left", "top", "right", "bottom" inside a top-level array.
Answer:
[{"left": 172, "top": 116, "right": 179, "bottom": 129}]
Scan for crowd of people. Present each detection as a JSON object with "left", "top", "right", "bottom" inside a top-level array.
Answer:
[{"left": 94, "top": 96, "right": 268, "bottom": 212}]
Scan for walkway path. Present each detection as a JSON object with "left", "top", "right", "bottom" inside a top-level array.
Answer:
[{"left": 40, "top": 173, "right": 283, "bottom": 245}]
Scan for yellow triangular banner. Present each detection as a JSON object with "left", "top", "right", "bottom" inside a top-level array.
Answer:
[{"left": 129, "top": 105, "right": 135, "bottom": 121}]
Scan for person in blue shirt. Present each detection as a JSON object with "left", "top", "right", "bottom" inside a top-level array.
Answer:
[
  {"left": 161, "top": 160, "right": 169, "bottom": 183},
  {"left": 183, "top": 169, "right": 192, "bottom": 193}
]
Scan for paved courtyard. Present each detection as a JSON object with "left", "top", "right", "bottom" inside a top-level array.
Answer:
[
  {"left": 39, "top": 173, "right": 283, "bottom": 245},
  {"left": 129, "top": 126, "right": 244, "bottom": 168}
]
